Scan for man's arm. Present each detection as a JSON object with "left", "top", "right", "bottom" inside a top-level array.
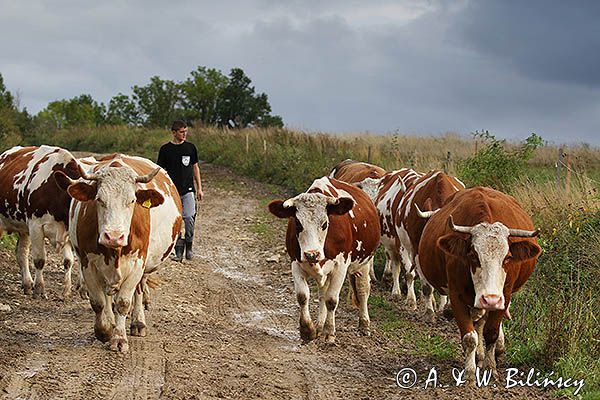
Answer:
[{"left": 193, "top": 163, "right": 203, "bottom": 201}]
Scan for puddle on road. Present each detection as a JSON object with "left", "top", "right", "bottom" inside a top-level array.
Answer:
[
  {"left": 233, "top": 309, "right": 300, "bottom": 346},
  {"left": 212, "top": 266, "right": 263, "bottom": 284}
]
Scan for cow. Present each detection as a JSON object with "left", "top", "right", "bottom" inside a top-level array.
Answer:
[
  {"left": 418, "top": 187, "right": 540, "bottom": 379},
  {"left": 54, "top": 154, "right": 182, "bottom": 352},
  {"left": 329, "top": 159, "right": 386, "bottom": 184},
  {"left": 329, "top": 159, "right": 386, "bottom": 281},
  {"left": 0, "top": 145, "right": 82, "bottom": 298},
  {"left": 355, "top": 168, "right": 421, "bottom": 288},
  {"left": 394, "top": 170, "right": 464, "bottom": 315},
  {"left": 269, "top": 176, "right": 381, "bottom": 343}
]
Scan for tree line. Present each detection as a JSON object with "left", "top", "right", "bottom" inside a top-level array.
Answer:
[{"left": 0, "top": 66, "right": 283, "bottom": 144}]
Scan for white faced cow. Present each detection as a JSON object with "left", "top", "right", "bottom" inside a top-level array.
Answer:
[
  {"left": 0, "top": 145, "right": 82, "bottom": 298},
  {"left": 54, "top": 154, "right": 182, "bottom": 352},
  {"left": 269, "top": 177, "right": 380, "bottom": 344}
]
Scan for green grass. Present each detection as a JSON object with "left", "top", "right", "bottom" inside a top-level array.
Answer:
[{"left": 0, "top": 233, "right": 17, "bottom": 251}]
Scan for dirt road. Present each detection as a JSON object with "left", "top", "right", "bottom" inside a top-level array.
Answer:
[{"left": 0, "top": 164, "right": 558, "bottom": 399}]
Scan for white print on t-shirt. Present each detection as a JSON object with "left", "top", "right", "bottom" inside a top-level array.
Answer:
[{"left": 181, "top": 156, "right": 190, "bottom": 166}]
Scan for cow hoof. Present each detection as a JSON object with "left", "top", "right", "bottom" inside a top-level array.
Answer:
[
  {"left": 94, "top": 326, "right": 113, "bottom": 343},
  {"left": 391, "top": 291, "right": 402, "bottom": 301},
  {"left": 110, "top": 338, "right": 129, "bottom": 353},
  {"left": 300, "top": 323, "right": 317, "bottom": 342},
  {"left": 33, "top": 286, "right": 47, "bottom": 300},
  {"left": 23, "top": 286, "right": 33, "bottom": 296},
  {"left": 424, "top": 309, "right": 436, "bottom": 323},
  {"left": 359, "top": 327, "right": 371, "bottom": 337},
  {"left": 325, "top": 334, "right": 336, "bottom": 345},
  {"left": 130, "top": 324, "right": 147, "bottom": 337},
  {"left": 62, "top": 288, "right": 72, "bottom": 299},
  {"left": 406, "top": 298, "right": 417, "bottom": 311}
]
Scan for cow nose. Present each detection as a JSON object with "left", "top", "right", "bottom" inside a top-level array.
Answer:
[
  {"left": 303, "top": 250, "right": 321, "bottom": 263},
  {"left": 481, "top": 294, "right": 504, "bottom": 310},
  {"left": 101, "top": 232, "right": 126, "bottom": 247}
]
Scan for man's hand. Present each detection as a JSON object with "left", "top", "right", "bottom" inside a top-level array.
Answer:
[{"left": 196, "top": 189, "right": 204, "bottom": 201}]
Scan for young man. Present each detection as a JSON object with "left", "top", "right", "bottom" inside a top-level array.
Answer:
[{"left": 157, "top": 120, "right": 204, "bottom": 261}]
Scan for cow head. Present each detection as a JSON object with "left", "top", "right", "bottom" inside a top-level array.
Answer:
[
  {"left": 54, "top": 165, "right": 164, "bottom": 249},
  {"left": 355, "top": 177, "right": 383, "bottom": 203},
  {"left": 269, "top": 193, "right": 354, "bottom": 263},
  {"left": 437, "top": 215, "right": 540, "bottom": 311}
]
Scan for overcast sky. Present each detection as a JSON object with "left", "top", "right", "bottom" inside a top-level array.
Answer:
[{"left": 1, "top": 0, "right": 599, "bottom": 144}]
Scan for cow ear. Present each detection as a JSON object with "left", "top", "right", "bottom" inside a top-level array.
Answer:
[
  {"left": 437, "top": 233, "right": 469, "bottom": 258},
  {"left": 67, "top": 181, "right": 98, "bottom": 202},
  {"left": 53, "top": 170, "right": 72, "bottom": 191},
  {"left": 268, "top": 200, "right": 296, "bottom": 218},
  {"left": 136, "top": 189, "right": 164, "bottom": 208},
  {"left": 327, "top": 197, "right": 354, "bottom": 215},
  {"left": 509, "top": 241, "right": 541, "bottom": 262}
]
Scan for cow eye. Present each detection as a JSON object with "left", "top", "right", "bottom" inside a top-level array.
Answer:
[{"left": 321, "top": 221, "right": 328, "bottom": 230}]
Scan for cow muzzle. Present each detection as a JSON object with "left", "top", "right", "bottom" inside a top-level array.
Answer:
[
  {"left": 477, "top": 294, "right": 505, "bottom": 310},
  {"left": 99, "top": 231, "right": 127, "bottom": 248},
  {"left": 303, "top": 250, "right": 323, "bottom": 264}
]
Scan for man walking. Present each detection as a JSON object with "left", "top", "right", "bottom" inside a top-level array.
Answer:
[{"left": 157, "top": 120, "right": 204, "bottom": 261}]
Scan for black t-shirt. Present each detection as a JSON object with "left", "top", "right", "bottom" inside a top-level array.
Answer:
[{"left": 157, "top": 141, "right": 199, "bottom": 195}]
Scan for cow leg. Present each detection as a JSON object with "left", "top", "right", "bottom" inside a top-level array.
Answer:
[
  {"left": 405, "top": 267, "right": 417, "bottom": 310},
  {"left": 322, "top": 262, "right": 349, "bottom": 344},
  {"left": 316, "top": 277, "right": 331, "bottom": 336},
  {"left": 437, "top": 294, "right": 448, "bottom": 312},
  {"left": 130, "top": 282, "right": 147, "bottom": 337},
  {"left": 368, "top": 258, "right": 376, "bottom": 282},
  {"left": 450, "top": 291, "right": 477, "bottom": 380},
  {"left": 61, "top": 241, "right": 74, "bottom": 298},
  {"left": 383, "top": 255, "right": 392, "bottom": 278},
  {"left": 111, "top": 263, "right": 144, "bottom": 353},
  {"left": 292, "top": 261, "right": 315, "bottom": 342},
  {"left": 84, "top": 264, "right": 114, "bottom": 343},
  {"left": 353, "top": 261, "right": 371, "bottom": 336},
  {"left": 390, "top": 256, "right": 403, "bottom": 300},
  {"left": 496, "top": 322, "right": 506, "bottom": 363},
  {"left": 16, "top": 234, "right": 33, "bottom": 295},
  {"left": 417, "top": 260, "right": 436, "bottom": 321},
  {"left": 29, "top": 229, "right": 47, "bottom": 299},
  {"left": 483, "top": 310, "right": 504, "bottom": 380},
  {"left": 75, "top": 260, "right": 88, "bottom": 299},
  {"left": 471, "top": 308, "right": 487, "bottom": 367}
]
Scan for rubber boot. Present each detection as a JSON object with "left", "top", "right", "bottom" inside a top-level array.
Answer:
[
  {"left": 172, "top": 239, "right": 185, "bottom": 262},
  {"left": 185, "top": 241, "right": 194, "bottom": 260}
]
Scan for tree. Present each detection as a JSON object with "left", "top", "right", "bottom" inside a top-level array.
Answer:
[
  {"left": 34, "top": 94, "right": 105, "bottom": 129},
  {"left": 180, "top": 67, "right": 228, "bottom": 126},
  {"left": 132, "top": 76, "right": 182, "bottom": 127},
  {"left": 106, "top": 93, "right": 139, "bottom": 125},
  {"left": 0, "top": 73, "right": 29, "bottom": 147},
  {"left": 216, "top": 68, "right": 283, "bottom": 128}
]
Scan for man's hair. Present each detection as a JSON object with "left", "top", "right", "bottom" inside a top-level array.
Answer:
[{"left": 171, "top": 120, "right": 187, "bottom": 132}]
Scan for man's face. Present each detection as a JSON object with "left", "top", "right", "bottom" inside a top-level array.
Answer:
[{"left": 173, "top": 127, "right": 188, "bottom": 142}]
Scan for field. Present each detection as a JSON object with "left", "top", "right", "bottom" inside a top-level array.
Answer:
[{"left": 1, "top": 126, "right": 599, "bottom": 398}]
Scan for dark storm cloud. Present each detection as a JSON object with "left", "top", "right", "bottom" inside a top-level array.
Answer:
[
  {"left": 0, "top": 1, "right": 598, "bottom": 143},
  {"left": 453, "top": 0, "right": 600, "bottom": 88}
]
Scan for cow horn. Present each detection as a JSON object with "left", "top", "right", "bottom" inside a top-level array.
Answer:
[
  {"left": 448, "top": 215, "right": 475, "bottom": 234},
  {"left": 136, "top": 167, "right": 160, "bottom": 183},
  {"left": 415, "top": 204, "right": 439, "bottom": 219},
  {"left": 326, "top": 196, "right": 341, "bottom": 205},
  {"left": 508, "top": 228, "right": 539, "bottom": 237},
  {"left": 282, "top": 198, "right": 295, "bottom": 208},
  {"left": 78, "top": 163, "right": 98, "bottom": 181}
]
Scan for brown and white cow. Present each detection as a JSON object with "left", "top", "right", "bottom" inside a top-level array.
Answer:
[
  {"left": 0, "top": 145, "right": 82, "bottom": 298},
  {"left": 54, "top": 154, "right": 182, "bottom": 352},
  {"left": 418, "top": 187, "right": 540, "bottom": 378},
  {"left": 355, "top": 168, "right": 421, "bottom": 287},
  {"left": 395, "top": 170, "right": 465, "bottom": 314},
  {"left": 269, "top": 177, "right": 380, "bottom": 343},
  {"left": 329, "top": 159, "right": 386, "bottom": 281}
]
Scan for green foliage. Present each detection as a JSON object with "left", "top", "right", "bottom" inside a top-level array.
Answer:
[
  {"left": 180, "top": 67, "right": 228, "bottom": 126},
  {"left": 216, "top": 68, "right": 283, "bottom": 128},
  {"left": 0, "top": 73, "right": 26, "bottom": 149},
  {"left": 457, "top": 130, "right": 543, "bottom": 191},
  {"left": 106, "top": 93, "right": 139, "bottom": 125},
  {"left": 34, "top": 94, "right": 105, "bottom": 130},
  {"left": 506, "top": 209, "right": 600, "bottom": 395},
  {"left": 132, "top": 76, "right": 182, "bottom": 128}
]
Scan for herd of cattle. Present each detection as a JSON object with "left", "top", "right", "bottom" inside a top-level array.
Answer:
[
  {"left": 0, "top": 145, "right": 541, "bottom": 379},
  {"left": 269, "top": 159, "right": 541, "bottom": 379}
]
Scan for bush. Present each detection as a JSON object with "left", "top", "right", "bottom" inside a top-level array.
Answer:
[{"left": 457, "top": 130, "right": 543, "bottom": 191}]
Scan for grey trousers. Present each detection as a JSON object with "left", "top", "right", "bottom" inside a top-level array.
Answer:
[{"left": 180, "top": 192, "right": 196, "bottom": 243}]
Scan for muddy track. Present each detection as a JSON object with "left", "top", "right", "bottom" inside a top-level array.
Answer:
[{"left": 0, "top": 163, "right": 559, "bottom": 399}]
